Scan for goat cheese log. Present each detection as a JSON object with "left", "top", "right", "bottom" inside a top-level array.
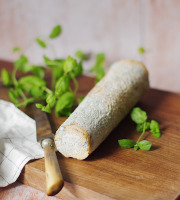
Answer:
[{"left": 55, "top": 60, "right": 149, "bottom": 160}]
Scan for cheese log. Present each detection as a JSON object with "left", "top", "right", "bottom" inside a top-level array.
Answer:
[{"left": 55, "top": 60, "right": 149, "bottom": 160}]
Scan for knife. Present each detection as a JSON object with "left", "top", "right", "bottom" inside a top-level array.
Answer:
[{"left": 33, "top": 104, "right": 64, "bottom": 196}]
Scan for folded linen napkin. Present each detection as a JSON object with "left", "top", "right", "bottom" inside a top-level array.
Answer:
[{"left": 0, "top": 100, "right": 44, "bottom": 187}]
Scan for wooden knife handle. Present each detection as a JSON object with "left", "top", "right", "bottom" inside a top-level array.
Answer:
[{"left": 42, "top": 138, "right": 64, "bottom": 196}]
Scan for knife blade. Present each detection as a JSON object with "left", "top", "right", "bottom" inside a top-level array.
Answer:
[{"left": 33, "top": 104, "right": 64, "bottom": 196}]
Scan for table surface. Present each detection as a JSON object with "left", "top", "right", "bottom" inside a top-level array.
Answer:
[{"left": 0, "top": 60, "right": 180, "bottom": 200}]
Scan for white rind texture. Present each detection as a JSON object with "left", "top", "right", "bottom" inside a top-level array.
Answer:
[{"left": 55, "top": 60, "right": 149, "bottom": 160}]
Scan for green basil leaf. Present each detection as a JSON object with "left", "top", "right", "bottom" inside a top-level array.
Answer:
[
  {"left": 136, "top": 122, "right": 150, "bottom": 133},
  {"left": 58, "top": 107, "right": 72, "bottom": 117},
  {"left": 134, "top": 144, "right": 139, "bottom": 151},
  {"left": 137, "top": 140, "right": 151, "bottom": 150},
  {"left": 42, "top": 104, "right": 51, "bottom": 113},
  {"left": 19, "top": 75, "right": 46, "bottom": 88},
  {"left": 36, "top": 103, "right": 51, "bottom": 113},
  {"left": 44, "top": 55, "right": 64, "bottom": 67},
  {"left": 150, "top": 120, "right": 161, "bottom": 138},
  {"left": 14, "top": 55, "right": 32, "bottom": 73},
  {"left": 77, "top": 96, "right": 85, "bottom": 104},
  {"left": 118, "top": 139, "right": 136, "bottom": 149},
  {"left": 36, "top": 103, "right": 43, "bottom": 109},
  {"left": 14, "top": 55, "right": 29, "bottom": 72},
  {"left": 43, "top": 55, "right": 53, "bottom": 66},
  {"left": 95, "top": 66, "right": 105, "bottom": 82},
  {"left": 44, "top": 55, "right": 55, "bottom": 66},
  {"left": 52, "top": 66, "right": 64, "bottom": 79},
  {"left": 13, "top": 47, "right": 21, "bottom": 52},
  {"left": 150, "top": 120, "right": 160, "bottom": 132},
  {"left": 36, "top": 38, "right": 47, "bottom": 48},
  {"left": 23, "top": 98, "right": 36, "bottom": 107},
  {"left": 96, "top": 53, "right": 105, "bottom": 65},
  {"left": 13, "top": 86, "right": 21, "bottom": 97},
  {"left": 75, "top": 50, "right": 84, "bottom": 59},
  {"left": 63, "top": 56, "right": 77, "bottom": 73},
  {"left": 30, "top": 66, "right": 45, "bottom": 78},
  {"left": 46, "top": 93, "right": 56, "bottom": 108},
  {"left": 49, "top": 25, "right": 62, "bottom": 39},
  {"left": 54, "top": 59, "right": 65, "bottom": 64},
  {"left": 30, "top": 87, "right": 44, "bottom": 98},
  {"left": 23, "top": 63, "right": 32, "bottom": 73},
  {"left": 90, "top": 53, "right": 105, "bottom": 82},
  {"left": 73, "top": 61, "right": 83, "bottom": 76},
  {"left": 8, "top": 88, "right": 19, "bottom": 105},
  {"left": 18, "top": 75, "right": 46, "bottom": 95},
  {"left": 75, "top": 50, "right": 90, "bottom": 61},
  {"left": 138, "top": 47, "right": 146, "bottom": 54},
  {"left": 55, "top": 76, "right": 70, "bottom": 96},
  {"left": 90, "top": 53, "right": 105, "bottom": 72},
  {"left": 151, "top": 131, "right": 161, "bottom": 138},
  {"left": 43, "top": 56, "right": 65, "bottom": 78},
  {"left": 131, "top": 107, "right": 147, "bottom": 124},
  {"left": 1, "top": 69, "right": 12, "bottom": 86},
  {"left": 55, "top": 92, "right": 75, "bottom": 116}
]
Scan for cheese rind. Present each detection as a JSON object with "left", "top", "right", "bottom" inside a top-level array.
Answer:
[{"left": 55, "top": 60, "right": 149, "bottom": 160}]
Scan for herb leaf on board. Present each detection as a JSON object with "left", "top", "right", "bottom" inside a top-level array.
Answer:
[
  {"left": 131, "top": 107, "right": 147, "bottom": 124},
  {"left": 118, "top": 107, "right": 162, "bottom": 151},
  {"left": 118, "top": 139, "right": 136, "bottom": 149}
]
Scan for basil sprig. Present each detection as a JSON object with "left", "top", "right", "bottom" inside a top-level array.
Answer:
[
  {"left": 118, "top": 107, "right": 161, "bottom": 151},
  {"left": 1, "top": 25, "right": 106, "bottom": 117}
]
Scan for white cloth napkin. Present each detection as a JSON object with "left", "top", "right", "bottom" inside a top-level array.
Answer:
[{"left": 0, "top": 100, "right": 44, "bottom": 187}]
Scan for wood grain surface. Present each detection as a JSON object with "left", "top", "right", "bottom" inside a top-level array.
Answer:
[{"left": 0, "top": 61, "right": 180, "bottom": 200}]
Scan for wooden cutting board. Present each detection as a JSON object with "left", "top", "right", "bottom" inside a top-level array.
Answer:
[{"left": 0, "top": 60, "right": 180, "bottom": 200}]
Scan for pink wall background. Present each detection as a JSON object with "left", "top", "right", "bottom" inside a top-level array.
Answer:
[
  {"left": 0, "top": 0, "right": 180, "bottom": 92},
  {"left": 0, "top": 0, "right": 180, "bottom": 199}
]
